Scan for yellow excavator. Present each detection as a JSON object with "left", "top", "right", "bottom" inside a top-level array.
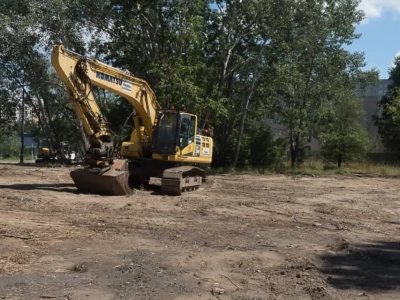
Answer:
[{"left": 51, "top": 45, "right": 213, "bottom": 196}]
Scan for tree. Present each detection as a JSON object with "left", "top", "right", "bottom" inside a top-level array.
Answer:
[
  {"left": 315, "top": 47, "right": 378, "bottom": 167},
  {"left": 319, "top": 96, "right": 370, "bottom": 167},
  {"left": 0, "top": 0, "right": 91, "bottom": 154},
  {"left": 0, "top": 128, "right": 20, "bottom": 158},
  {"left": 0, "top": 89, "right": 17, "bottom": 128},
  {"left": 84, "top": 0, "right": 268, "bottom": 167},
  {"left": 267, "top": 0, "right": 366, "bottom": 168},
  {"left": 374, "top": 56, "right": 400, "bottom": 154},
  {"left": 232, "top": 0, "right": 292, "bottom": 168}
]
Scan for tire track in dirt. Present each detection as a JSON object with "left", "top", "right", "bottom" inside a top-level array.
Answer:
[{"left": 1, "top": 166, "right": 400, "bottom": 299}]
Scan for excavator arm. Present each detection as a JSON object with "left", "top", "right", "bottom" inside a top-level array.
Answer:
[{"left": 51, "top": 45, "right": 161, "bottom": 166}]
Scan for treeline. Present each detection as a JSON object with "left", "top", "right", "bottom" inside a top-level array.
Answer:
[{"left": 0, "top": 0, "right": 383, "bottom": 168}]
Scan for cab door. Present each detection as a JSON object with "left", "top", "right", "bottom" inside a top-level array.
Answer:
[{"left": 178, "top": 114, "right": 196, "bottom": 156}]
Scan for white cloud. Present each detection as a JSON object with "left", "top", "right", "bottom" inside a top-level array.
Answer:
[{"left": 359, "top": 0, "right": 400, "bottom": 22}]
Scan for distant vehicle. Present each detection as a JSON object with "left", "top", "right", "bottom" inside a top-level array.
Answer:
[{"left": 36, "top": 141, "right": 76, "bottom": 165}]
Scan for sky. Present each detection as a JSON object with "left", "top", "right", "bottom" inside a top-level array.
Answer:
[{"left": 346, "top": 0, "right": 400, "bottom": 79}]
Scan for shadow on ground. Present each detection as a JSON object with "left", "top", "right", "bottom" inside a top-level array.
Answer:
[
  {"left": 0, "top": 162, "right": 81, "bottom": 167},
  {"left": 0, "top": 162, "right": 37, "bottom": 166},
  {"left": 0, "top": 182, "right": 173, "bottom": 196},
  {"left": 319, "top": 239, "right": 400, "bottom": 291},
  {"left": 0, "top": 183, "right": 78, "bottom": 193}
]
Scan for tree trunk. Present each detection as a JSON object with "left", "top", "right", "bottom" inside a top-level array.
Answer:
[
  {"left": 289, "top": 130, "right": 295, "bottom": 169},
  {"left": 75, "top": 111, "right": 89, "bottom": 152},
  {"left": 288, "top": 57, "right": 315, "bottom": 169},
  {"left": 77, "top": 143, "right": 86, "bottom": 161},
  {"left": 291, "top": 151, "right": 296, "bottom": 169},
  {"left": 338, "top": 144, "right": 344, "bottom": 168},
  {"left": 24, "top": 92, "right": 56, "bottom": 148},
  {"left": 232, "top": 40, "right": 268, "bottom": 169},
  {"left": 220, "top": 117, "right": 227, "bottom": 167},
  {"left": 289, "top": 131, "right": 302, "bottom": 169}
]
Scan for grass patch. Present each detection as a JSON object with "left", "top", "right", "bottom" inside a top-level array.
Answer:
[
  {"left": 0, "top": 156, "right": 21, "bottom": 161},
  {"left": 211, "top": 160, "right": 400, "bottom": 178}
]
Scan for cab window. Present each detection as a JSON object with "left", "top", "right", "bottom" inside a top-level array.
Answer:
[{"left": 179, "top": 114, "right": 196, "bottom": 149}]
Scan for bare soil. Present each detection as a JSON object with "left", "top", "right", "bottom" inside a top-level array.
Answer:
[{"left": 1, "top": 164, "right": 400, "bottom": 299}]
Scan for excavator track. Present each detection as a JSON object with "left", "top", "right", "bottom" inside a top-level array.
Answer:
[{"left": 161, "top": 166, "right": 206, "bottom": 195}]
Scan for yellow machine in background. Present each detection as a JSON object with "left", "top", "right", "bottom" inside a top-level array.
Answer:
[
  {"left": 36, "top": 147, "right": 52, "bottom": 162},
  {"left": 51, "top": 45, "right": 213, "bottom": 196},
  {"left": 35, "top": 140, "right": 54, "bottom": 163},
  {"left": 35, "top": 140, "right": 75, "bottom": 165}
]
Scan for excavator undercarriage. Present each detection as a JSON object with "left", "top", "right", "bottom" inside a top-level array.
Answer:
[{"left": 70, "top": 159, "right": 207, "bottom": 196}]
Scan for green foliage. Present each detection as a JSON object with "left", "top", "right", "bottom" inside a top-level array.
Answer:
[
  {"left": 0, "top": 0, "right": 379, "bottom": 169},
  {"left": 0, "top": 130, "right": 20, "bottom": 158},
  {"left": 249, "top": 127, "right": 287, "bottom": 171},
  {"left": 276, "top": 159, "right": 400, "bottom": 178},
  {"left": 96, "top": 93, "right": 135, "bottom": 142},
  {"left": 320, "top": 122, "right": 369, "bottom": 167},
  {"left": 374, "top": 56, "right": 400, "bottom": 155},
  {"left": 375, "top": 88, "right": 400, "bottom": 154},
  {"left": 267, "top": 0, "right": 369, "bottom": 168},
  {"left": 319, "top": 95, "right": 371, "bottom": 167}
]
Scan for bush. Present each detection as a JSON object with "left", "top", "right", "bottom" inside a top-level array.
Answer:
[
  {"left": 0, "top": 130, "right": 20, "bottom": 158},
  {"left": 249, "top": 127, "right": 287, "bottom": 172}
]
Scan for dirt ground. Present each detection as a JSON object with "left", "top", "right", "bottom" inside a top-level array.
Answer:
[{"left": 1, "top": 164, "right": 400, "bottom": 300}]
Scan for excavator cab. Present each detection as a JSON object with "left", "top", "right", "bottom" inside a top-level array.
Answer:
[{"left": 153, "top": 110, "right": 197, "bottom": 156}]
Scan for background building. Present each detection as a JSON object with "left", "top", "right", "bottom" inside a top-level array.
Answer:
[
  {"left": 355, "top": 79, "right": 391, "bottom": 152},
  {"left": 265, "top": 79, "right": 392, "bottom": 155}
]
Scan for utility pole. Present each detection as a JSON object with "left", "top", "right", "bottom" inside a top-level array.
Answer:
[{"left": 19, "top": 87, "right": 24, "bottom": 164}]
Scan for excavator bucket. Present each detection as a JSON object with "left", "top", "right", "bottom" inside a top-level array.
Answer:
[{"left": 70, "top": 159, "right": 133, "bottom": 196}]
